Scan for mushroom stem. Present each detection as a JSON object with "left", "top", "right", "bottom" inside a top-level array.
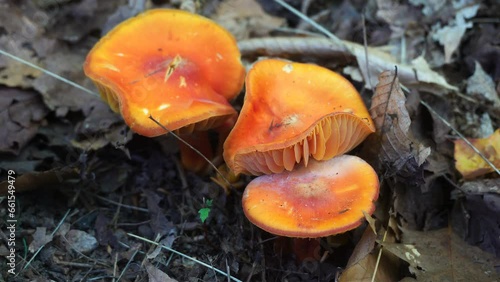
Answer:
[
  {"left": 178, "top": 132, "right": 213, "bottom": 174},
  {"left": 291, "top": 238, "right": 322, "bottom": 263}
]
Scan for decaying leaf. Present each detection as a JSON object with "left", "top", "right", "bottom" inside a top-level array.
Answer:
[
  {"left": 0, "top": 3, "right": 45, "bottom": 88},
  {"left": 145, "top": 261, "right": 178, "bottom": 282},
  {"left": 459, "top": 179, "right": 500, "bottom": 195},
  {"left": 32, "top": 48, "right": 103, "bottom": 117},
  {"left": 214, "top": 0, "right": 285, "bottom": 40},
  {"left": 0, "top": 88, "right": 49, "bottom": 154},
  {"left": 467, "top": 61, "right": 500, "bottom": 119},
  {"left": 431, "top": 2, "right": 480, "bottom": 63},
  {"left": 454, "top": 129, "right": 500, "bottom": 179},
  {"left": 29, "top": 227, "right": 54, "bottom": 253},
  {"left": 340, "top": 227, "right": 399, "bottom": 282},
  {"left": 381, "top": 228, "right": 500, "bottom": 281},
  {"left": 366, "top": 70, "right": 431, "bottom": 186}
]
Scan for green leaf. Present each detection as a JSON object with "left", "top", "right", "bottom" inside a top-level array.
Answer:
[
  {"left": 198, "top": 208, "right": 210, "bottom": 223},
  {"left": 198, "top": 199, "right": 213, "bottom": 223}
]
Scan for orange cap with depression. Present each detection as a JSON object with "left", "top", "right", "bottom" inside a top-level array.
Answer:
[
  {"left": 84, "top": 9, "right": 245, "bottom": 137},
  {"left": 224, "top": 59, "right": 375, "bottom": 175}
]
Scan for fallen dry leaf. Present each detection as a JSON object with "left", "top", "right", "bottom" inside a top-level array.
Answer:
[
  {"left": 467, "top": 61, "right": 500, "bottom": 119},
  {"left": 366, "top": 70, "right": 431, "bottom": 186},
  {"left": 431, "top": 2, "right": 480, "bottom": 63},
  {"left": 214, "top": 0, "right": 285, "bottom": 40},
  {"left": 32, "top": 48, "right": 103, "bottom": 117},
  {"left": 454, "top": 129, "right": 500, "bottom": 179},
  {"left": 145, "top": 261, "right": 178, "bottom": 282},
  {"left": 340, "top": 227, "right": 399, "bottom": 282},
  {"left": 381, "top": 228, "right": 500, "bottom": 281},
  {"left": 459, "top": 179, "right": 500, "bottom": 195},
  {"left": 29, "top": 227, "right": 54, "bottom": 253},
  {"left": 0, "top": 88, "right": 49, "bottom": 154},
  {"left": 0, "top": 3, "right": 45, "bottom": 88}
]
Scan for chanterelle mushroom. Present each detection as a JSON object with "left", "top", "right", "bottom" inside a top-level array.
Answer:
[
  {"left": 242, "top": 155, "right": 379, "bottom": 237},
  {"left": 224, "top": 59, "right": 375, "bottom": 175},
  {"left": 84, "top": 9, "right": 245, "bottom": 137}
]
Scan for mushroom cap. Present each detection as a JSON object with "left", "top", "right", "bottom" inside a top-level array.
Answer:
[
  {"left": 223, "top": 59, "right": 375, "bottom": 175},
  {"left": 84, "top": 9, "right": 245, "bottom": 136},
  {"left": 242, "top": 155, "right": 379, "bottom": 238}
]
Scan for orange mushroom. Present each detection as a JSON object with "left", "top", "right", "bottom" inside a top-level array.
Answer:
[
  {"left": 84, "top": 9, "right": 245, "bottom": 172},
  {"left": 223, "top": 59, "right": 375, "bottom": 175},
  {"left": 242, "top": 155, "right": 379, "bottom": 238}
]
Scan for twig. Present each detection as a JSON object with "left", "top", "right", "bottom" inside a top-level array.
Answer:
[{"left": 127, "top": 232, "right": 242, "bottom": 282}]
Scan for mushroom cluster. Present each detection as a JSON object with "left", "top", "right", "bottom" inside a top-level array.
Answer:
[
  {"left": 224, "top": 59, "right": 379, "bottom": 238},
  {"left": 83, "top": 9, "right": 379, "bottom": 239}
]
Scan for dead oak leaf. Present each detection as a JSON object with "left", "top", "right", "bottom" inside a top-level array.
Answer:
[
  {"left": 365, "top": 71, "right": 431, "bottom": 186},
  {"left": 145, "top": 261, "right": 178, "bottom": 282},
  {"left": 381, "top": 228, "right": 500, "bottom": 281},
  {"left": 340, "top": 227, "right": 400, "bottom": 282},
  {"left": 454, "top": 129, "right": 500, "bottom": 180},
  {"left": 32, "top": 47, "right": 103, "bottom": 117},
  {"left": 0, "top": 88, "right": 49, "bottom": 154},
  {"left": 431, "top": 3, "right": 480, "bottom": 63},
  {"left": 214, "top": 0, "right": 285, "bottom": 40},
  {"left": 29, "top": 227, "right": 54, "bottom": 253}
]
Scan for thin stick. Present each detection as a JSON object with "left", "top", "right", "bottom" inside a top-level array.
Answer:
[
  {"left": 0, "top": 49, "right": 100, "bottom": 98},
  {"left": 148, "top": 115, "right": 233, "bottom": 190},
  {"left": 420, "top": 100, "right": 500, "bottom": 177},
  {"left": 371, "top": 229, "right": 388, "bottom": 282},
  {"left": 127, "top": 232, "right": 242, "bottom": 282}
]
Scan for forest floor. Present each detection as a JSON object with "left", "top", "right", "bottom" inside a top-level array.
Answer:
[{"left": 0, "top": 0, "right": 499, "bottom": 281}]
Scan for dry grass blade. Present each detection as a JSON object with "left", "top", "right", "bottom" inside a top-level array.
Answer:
[
  {"left": 21, "top": 209, "right": 72, "bottom": 272},
  {"left": 272, "top": 0, "right": 345, "bottom": 47},
  {"left": 0, "top": 49, "right": 100, "bottom": 98},
  {"left": 126, "top": 232, "right": 242, "bottom": 282},
  {"left": 420, "top": 100, "right": 500, "bottom": 177},
  {"left": 148, "top": 115, "right": 234, "bottom": 189}
]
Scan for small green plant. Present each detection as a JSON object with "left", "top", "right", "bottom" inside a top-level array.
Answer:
[{"left": 198, "top": 199, "right": 212, "bottom": 223}]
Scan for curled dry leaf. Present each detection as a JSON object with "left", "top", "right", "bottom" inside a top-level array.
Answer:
[
  {"left": 366, "top": 70, "right": 431, "bottom": 186},
  {"left": 454, "top": 129, "right": 500, "bottom": 180}
]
